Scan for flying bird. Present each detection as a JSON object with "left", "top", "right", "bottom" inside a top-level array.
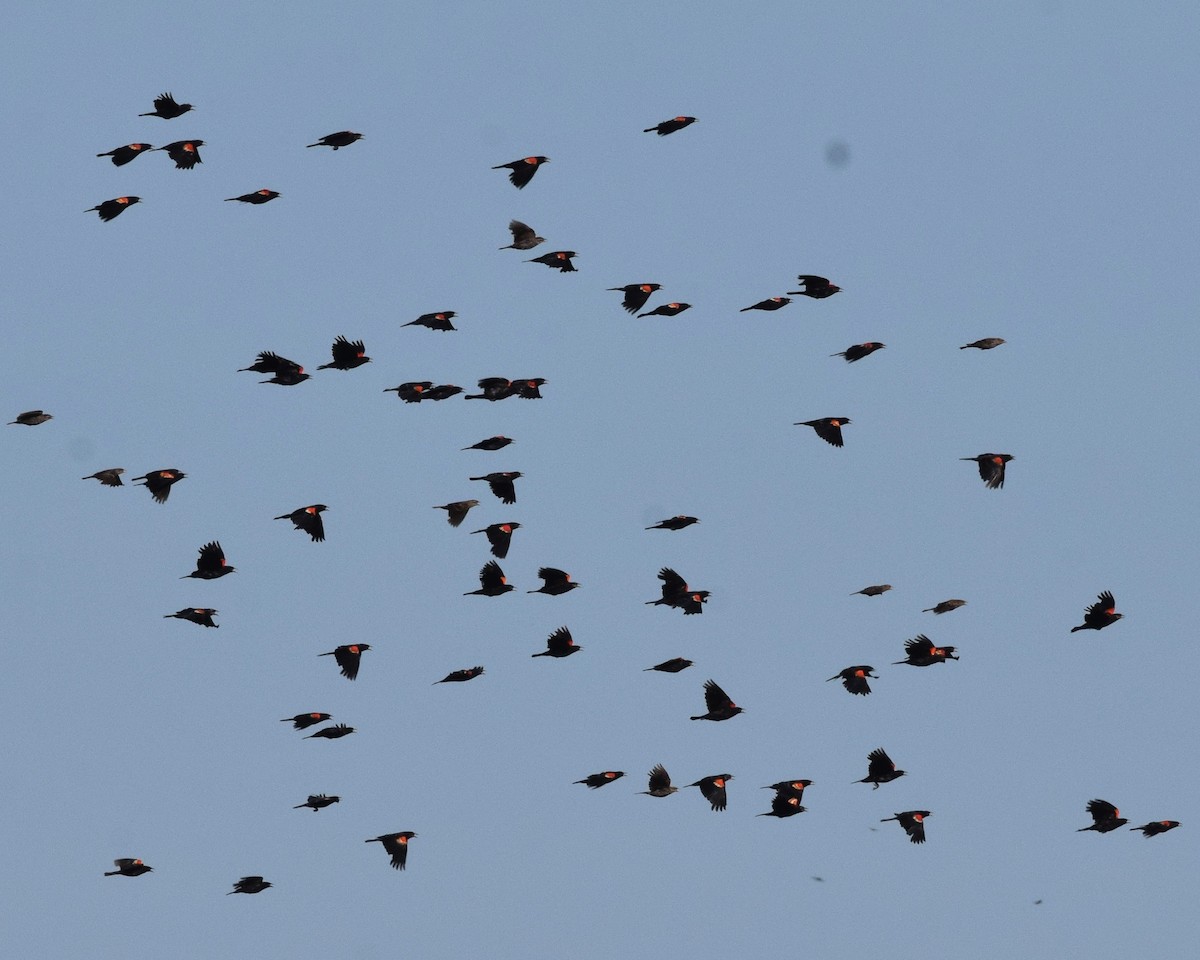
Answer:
[
  {"left": 608, "top": 283, "right": 661, "bottom": 314},
  {"left": 386, "top": 381, "right": 433, "bottom": 402},
  {"left": 464, "top": 377, "right": 515, "bottom": 401},
  {"left": 181, "top": 541, "right": 234, "bottom": 579},
  {"left": 228, "top": 876, "right": 272, "bottom": 895},
  {"left": 470, "top": 522, "right": 520, "bottom": 559},
  {"left": 894, "top": 635, "right": 959, "bottom": 666},
  {"left": 366, "top": 832, "right": 416, "bottom": 870},
  {"left": 156, "top": 140, "right": 204, "bottom": 169},
  {"left": 275, "top": 504, "right": 327, "bottom": 542},
  {"left": 853, "top": 584, "right": 892, "bottom": 597},
  {"left": 281, "top": 713, "right": 331, "bottom": 730},
  {"left": 318, "top": 336, "right": 370, "bottom": 370},
  {"left": 87, "top": 196, "right": 140, "bottom": 221},
  {"left": 308, "top": 131, "right": 363, "bottom": 150},
  {"left": 827, "top": 665, "right": 877, "bottom": 696},
  {"left": 404, "top": 311, "right": 457, "bottom": 332},
  {"left": 858, "top": 748, "right": 906, "bottom": 788},
  {"left": 500, "top": 220, "right": 544, "bottom": 250},
  {"left": 528, "top": 567, "right": 580, "bottom": 596},
  {"left": 758, "top": 781, "right": 811, "bottom": 818},
  {"left": 645, "top": 515, "right": 699, "bottom": 531},
  {"left": 575, "top": 771, "right": 625, "bottom": 789},
  {"left": 105, "top": 858, "right": 153, "bottom": 877},
  {"left": 164, "top": 608, "right": 218, "bottom": 628},
  {"left": 1070, "top": 591, "right": 1123, "bottom": 632},
  {"left": 788, "top": 275, "right": 841, "bottom": 298},
  {"left": 512, "top": 378, "right": 547, "bottom": 399},
  {"left": 960, "top": 338, "right": 1006, "bottom": 350},
  {"left": 1078, "top": 799, "right": 1128, "bottom": 833},
  {"left": 305, "top": 724, "right": 355, "bottom": 740},
  {"left": 882, "top": 810, "right": 930, "bottom": 844},
  {"left": 690, "top": 679, "right": 743, "bottom": 721},
  {"left": 465, "top": 560, "right": 513, "bottom": 597},
  {"left": 238, "top": 351, "right": 304, "bottom": 376},
  {"left": 531, "top": 625, "right": 581, "bottom": 658},
  {"left": 644, "top": 116, "right": 696, "bottom": 135},
  {"left": 832, "top": 342, "right": 885, "bottom": 363},
  {"left": 424, "top": 384, "right": 463, "bottom": 400},
  {"left": 1130, "top": 821, "right": 1180, "bottom": 837},
  {"left": 463, "top": 436, "right": 514, "bottom": 452},
  {"left": 294, "top": 794, "right": 340, "bottom": 811},
  {"left": 470, "top": 472, "right": 522, "bottom": 505},
  {"left": 527, "top": 250, "right": 577, "bottom": 272},
  {"left": 795, "top": 418, "right": 850, "bottom": 448},
  {"left": 645, "top": 657, "right": 693, "bottom": 673},
  {"left": 319, "top": 644, "right": 370, "bottom": 681},
  {"left": 139, "top": 92, "right": 192, "bottom": 119},
  {"left": 638, "top": 302, "right": 690, "bottom": 318},
  {"left": 434, "top": 666, "right": 484, "bottom": 684},
  {"left": 97, "top": 143, "right": 153, "bottom": 166},
  {"left": 739, "top": 297, "right": 791, "bottom": 312},
  {"left": 493, "top": 156, "right": 549, "bottom": 189},
  {"left": 961, "top": 453, "right": 1013, "bottom": 489},
  {"left": 646, "top": 567, "right": 709, "bottom": 614},
  {"left": 924, "top": 599, "right": 967, "bottom": 615},
  {"left": 689, "top": 774, "right": 732, "bottom": 812},
  {"left": 8, "top": 410, "right": 53, "bottom": 426},
  {"left": 132, "top": 468, "right": 185, "bottom": 504},
  {"left": 225, "top": 189, "right": 280, "bottom": 204},
  {"left": 641, "top": 764, "right": 679, "bottom": 797},
  {"left": 83, "top": 468, "right": 125, "bottom": 486},
  {"left": 433, "top": 500, "right": 479, "bottom": 527}
]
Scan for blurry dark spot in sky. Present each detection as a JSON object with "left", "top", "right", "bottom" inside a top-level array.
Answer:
[{"left": 825, "top": 140, "right": 850, "bottom": 169}]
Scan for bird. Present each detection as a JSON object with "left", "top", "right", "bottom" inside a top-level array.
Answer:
[
  {"left": 858, "top": 748, "right": 906, "bottom": 788},
  {"left": 366, "top": 832, "right": 417, "bottom": 870},
  {"left": 105, "top": 858, "right": 153, "bottom": 877},
  {"left": 1070, "top": 591, "right": 1123, "bottom": 632},
  {"left": 464, "top": 377, "right": 515, "bottom": 401},
  {"left": 832, "top": 342, "right": 885, "bottom": 363},
  {"left": 788, "top": 275, "right": 841, "bottom": 298},
  {"left": 575, "top": 771, "right": 625, "bottom": 789},
  {"left": 404, "top": 311, "right": 457, "bottom": 332},
  {"left": 527, "top": 250, "right": 577, "bottom": 272},
  {"left": 470, "top": 472, "right": 522, "bottom": 505},
  {"left": 641, "top": 764, "right": 679, "bottom": 797},
  {"left": 1131, "top": 821, "right": 1180, "bottom": 837},
  {"left": 275, "top": 504, "right": 328, "bottom": 542},
  {"left": 689, "top": 774, "right": 732, "bottom": 811},
  {"left": 8, "top": 410, "right": 53, "bottom": 426},
  {"left": 500, "top": 220, "right": 544, "bottom": 250},
  {"left": 739, "top": 297, "right": 791, "bottom": 312},
  {"left": 238, "top": 351, "right": 304, "bottom": 376},
  {"left": 465, "top": 560, "right": 513, "bottom": 597},
  {"left": 644, "top": 657, "right": 693, "bottom": 673},
  {"left": 386, "top": 381, "right": 434, "bottom": 402},
  {"left": 1078, "top": 799, "right": 1128, "bottom": 833},
  {"left": 132, "top": 468, "right": 186, "bottom": 504},
  {"left": 528, "top": 567, "right": 580, "bottom": 596},
  {"left": 960, "top": 338, "right": 1006, "bottom": 350},
  {"left": 608, "top": 283, "right": 661, "bottom": 314},
  {"left": 638, "top": 302, "right": 690, "bottom": 318},
  {"left": 795, "top": 418, "right": 850, "bottom": 448},
  {"left": 434, "top": 666, "right": 484, "bottom": 684},
  {"left": 646, "top": 566, "right": 709, "bottom": 614},
  {"left": 463, "top": 436, "right": 514, "bottom": 452},
  {"left": 228, "top": 876, "right": 272, "bottom": 894},
  {"left": 181, "top": 541, "right": 235, "bottom": 579},
  {"left": 225, "top": 189, "right": 280, "bottom": 204},
  {"left": 319, "top": 644, "right": 370, "bottom": 681},
  {"left": 493, "top": 156, "right": 549, "bottom": 189},
  {"left": 261, "top": 368, "right": 311, "bottom": 386},
  {"left": 646, "top": 516, "right": 699, "bottom": 531},
  {"left": 690, "top": 679, "right": 743, "bottom": 721},
  {"left": 644, "top": 116, "right": 697, "bottom": 135},
  {"left": 281, "top": 713, "right": 331, "bottom": 730},
  {"left": 764, "top": 779, "right": 812, "bottom": 802},
  {"left": 759, "top": 790, "right": 807, "bottom": 818},
  {"left": 894, "top": 635, "right": 959, "bottom": 666},
  {"left": 531, "top": 625, "right": 581, "bottom": 658},
  {"left": 512, "top": 378, "right": 547, "bottom": 399},
  {"left": 423, "top": 384, "right": 463, "bottom": 401},
  {"left": 164, "top": 608, "right": 218, "bottom": 628},
  {"left": 156, "top": 140, "right": 204, "bottom": 169},
  {"left": 139, "top": 92, "right": 193, "bottom": 118},
  {"left": 853, "top": 584, "right": 892, "bottom": 597},
  {"left": 318, "top": 336, "right": 370, "bottom": 370},
  {"left": 308, "top": 131, "right": 363, "bottom": 149},
  {"left": 471, "top": 522, "right": 520, "bottom": 559},
  {"left": 294, "top": 794, "right": 340, "bottom": 811},
  {"left": 87, "top": 196, "right": 140, "bottom": 221},
  {"left": 97, "top": 143, "right": 153, "bottom": 166},
  {"left": 433, "top": 500, "right": 479, "bottom": 527},
  {"left": 827, "top": 665, "right": 877, "bottom": 696},
  {"left": 924, "top": 599, "right": 967, "bottom": 615},
  {"left": 306, "top": 724, "right": 355, "bottom": 740},
  {"left": 83, "top": 468, "right": 125, "bottom": 486},
  {"left": 882, "top": 811, "right": 930, "bottom": 844},
  {"left": 961, "top": 453, "right": 1013, "bottom": 489}
]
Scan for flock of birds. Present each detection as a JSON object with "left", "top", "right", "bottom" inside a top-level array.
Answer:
[{"left": 21, "top": 92, "right": 1179, "bottom": 895}]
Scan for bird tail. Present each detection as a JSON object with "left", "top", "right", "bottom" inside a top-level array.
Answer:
[{"left": 1070, "top": 625, "right": 1085, "bottom": 633}]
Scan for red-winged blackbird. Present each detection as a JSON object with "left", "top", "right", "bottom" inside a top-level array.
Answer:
[
  {"left": 532, "top": 625, "right": 581, "bottom": 658},
  {"left": 827, "top": 665, "right": 877, "bottom": 696},
  {"left": 960, "top": 338, "right": 1006, "bottom": 350},
  {"left": 464, "top": 377, "right": 517, "bottom": 401},
  {"left": 275, "top": 504, "right": 327, "bottom": 542},
  {"left": 788, "top": 275, "right": 841, "bottom": 298},
  {"left": 463, "top": 436, "right": 514, "bottom": 452},
  {"left": 97, "top": 143, "right": 153, "bottom": 166},
  {"left": 690, "top": 679, "right": 743, "bottom": 721},
  {"left": 575, "top": 771, "right": 625, "bottom": 789},
  {"left": 164, "top": 607, "right": 218, "bottom": 628},
  {"left": 739, "top": 297, "right": 792, "bottom": 312},
  {"left": 308, "top": 131, "right": 363, "bottom": 150},
  {"left": 465, "top": 560, "right": 513, "bottom": 596},
  {"left": 318, "top": 336, "right": 370, "bottom": 370},
  {"left": 132, "top": 468, "right": 186, "bottom": 504},
  {"left": 320, "top": 643, "right": 370, "bottom": 680},
  {"left": 404, "top": 311, "right": 456, "bottom": 332},
  {"left": 424, "top": 384, "right": 463, "bottom": 401},
  {"left": 500, "top": 220, "right": 544, "bottom": 250},
  {"left": 281, "top": 712, "right": 331, "bottom": 730},
  {"left": 105, "top": 858, "right": 153, "bottom": 877},
  {"left": 434, "top": 666, "right": 484, "bottom": 684},
  {"left": 759, "top": 790, "right": 807, "bottom": 818},
  {"left": 795, "top": 418, "right": 850, "bottom": 447},
  {"left": 882, "top": 810, "right": 930, "bottom": 844},
  {"left": 471, "top": 522, "right": 520, "bottom": 559},
  {"left": 306, "top": 723, "right": 355, "bottom": 740},
  {"left": 1078, "top": 799, "right": 1127, "bottom": 833},
  {"left": 512, "top": 378, "right": 547, "bottom": 399},
  {"left": 645, "top": 657, "right": 693, "bottom": 673},
  {"left": 9, "top": 410, "right": 53, "bottom": 425},
  {"left": 608, "top": 283, "right": 661, "bottom": 315},
  {"left": 87, "top": 196, "right": 140, "bottom": 221},
  {"left": 646, "top": 566, "right": 709, "bottom": 614},
  {"left": 182, "top": 541, "right": 235, "bottom": 579},
  {"left": 832, "top": 342, "right": 885, "bottom": 363},
  {"left": 858, "top": 748, "right": 906, "bottom": 788},
  {"left": 470, "top": 472, "right": 521, "bottom": 505},
  {"left": 528, "top": 250, "right": 577, "bottom": 272},
  {"left": 156, "top": 140, "right": 204, "bottom": 169},
  {"left": 294, "top": 794, "right": 340, "bottom": 811},
  {"left": 493, "top": 156, "right": 549, "bottom": 189},
  {"left": 641, "top": 764, "right": 678, "bottom": 797},
  {"left": 690, "top": 774, "right": 732, "bottom": 812},
  {"left": 924, "top": 599, "right": 966, "bottom": 614},
  {"left": 260, "top": 365, "right": 311, "bottom": 385},
  {"left": 225, "top": 189, "right": 280, "bottom": 204},
  {"left": 853, "top": 584, "right": 892, "bottom": 597},
  {"left": 433, "top": 500, "right": 479, "bottom": 527},
  {"left": 1070, "top": 591, "right": 1123, "bottom": 632},
  {"left": 764, "top": 779, "right": 812, "bottom": 801},
  {"left": 646, "top": 515, "right": 699, "bottom": 531},
  {"left": 385, "top": 381, "right": 433, "bottom": 402},
  {"left": 529, "top": 567, "right": 580, "bottom": 595},
  {"left": 961, "top": 453, "right": 1013, "bottom": 489},
  {"left": 894, "top": 635, "right": 959, "bottom": 666},
  {"left": 1131, "top": 820, "right": 1180, "bottom": 837},
  {"left": 83, "top": 468, "right": 125, "bottom": 486},
  {"left": 228, "top": 876, "right": 272, "bottom": 894},
  {"left": 140, "top": 93, "right": 193, "bottom": 119},
  {"left": 366, "top": 832, "right": 416, "bottom": 870},
  {"left": 238, "top": 351, "right": 303, "bottom": 376},
  {"left": 638, "top": 301, "right": 690, "bottom": 318},
  {"left": 644, "top": 116, "right": 697, "bottom": 135}
]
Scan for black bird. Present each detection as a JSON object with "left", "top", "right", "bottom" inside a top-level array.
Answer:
[
  {"left": 645, "top": 657, "right": 693, "bottom": 673},
  {"left": 465, "top": 561, "right": 513, "bottom": 597},
  {"left": 858, "top": 748, "right": 906, "bottom": 788},
  {"left": 788, "top": 275, "right": 841, "bottom": 298},
  {"left": 404, "top": 311, "right": 457, "bottom": 332},
  {"left": 646, "top": 515, "right": 699, "bottom": 531},
  {"left": 924, "top": 599, "right": 967, "bottom": 615},
  {"left": 759, "top": 790, "right": 807, "bottom": 818},
  {"left": 464, "top": 377, "right": 515, "bottom": 401},
  {"left": 882, "top": 811, "right": 930, "bottom": 844},
  {"left": 894, "top": 635, "right": 959, "bottom": 666},
  {"left": 318, "top": 336, "right": 370, "bottom": 370},
  {"left": 424, "top": 384, "right": 463, "bottom": 401},
  {"left": 528, "top": 250, "right": 577, "bottom": 272},
  {"left": 140, "top": 93, "right": 193, "bottom": 119},
  {"left": 470, "top": 472, "right": 522, "bottom": 505},
  {"left": 228, "top": 876, "right": 272, "bottom": 894},
  {"left": 97, "top": 143, "right": 153, "bottom": 166},
  {"left": 689, "top": 774, "right": 732, "bottom": 812},
  {"left": 853, "top": 584, "right": 892, "bottom": 597},
  {"left": 275, "top": 504, "right": 327, "bottom": 542},
  {"left": 644, "top": 116, "right": 697, "bottom": 135},
  {"left": 575, "top": 771, "right": 625, "bottom": 789},
  {"left": 764, "top": 779, "right": 812, "bottom": 802},
  {"left": 832, "top": 342, "right": 885, "bottom": 363},
  {"left": 529, "top": 567, "right": 580, "bottom": 596},
  {"left": 638, "top": 302, "right": 690, "bottom": 318},
  {"left": 83, "top": 468, "right": 125, "bottom": 487},
  {"left": 1131, "top": 821, "right": 1180, "bottom": 837},
  {"left": 238, "top": 351, "right": 304, "bottom": 376},
  {"left": 827, "top": 665, "right": 877, "bottom": 696},
  {"left": 132, "top": 468, "right": 186, "bottom": 504},
  {"left": 739, "top": 297, "right": 791, "bottom": 312},
  {"left": 366, "top": 832, "right": 416, "bottom": 870},
  {"left": 500, "top": 220, "right": 544, "bottom": 250},
  {"left": 512, "top": 378, "right": 547, "bottom": 399},
  {"left": 609, "top": 283, "right": 661, "bottom": 314},
  {"left": 306, "top": 724, "right": 355, "bottom": 740},
  {"left": 690, "top": 679, "right": 743, "bottom": 721},
  {"left": 1070, "top": 591, "right": 1123, "bottom": 632},
  {"left": 960, "top": 338, "right": 1006, "bottom": 350},
  {"left": 294, "top": 794, "right": 340, "bottom": 811},
  {"left": 435, "top": 666, "right": 484, "bottom": 684},
  {"left": 531, "top": 625, "right": 581, "bottom": 658},
  {"left": 641, "top": 764, "right": 679, "bottom": 797},
  {"left": 1078, "top": 799, "right": 1128, "bottom": 833},
  {"left": 961, "top": 453, "right": 1013, "bottom": 489},
  {"left": 164, "top": 608, "right": 218, "bottom": 628},
  {"left": 261, "top": 368, "right": 311, "bottom": 386},
  {"left": 86, "top": 196, "right": 140, "bottom": 221},
  {"left": 493, "top": 156, "right": 549, "bottom": 189},
  {"left": 308, "top": 131, "right": 363, "bottom": 150},
  {"left": 320, "top": 644, "right": 370, "bottom": 681},
  {"left": 433, "top": 500, "right": 479, "bottom": 527},
  {"left": 9, "top": 410, "right": 52, "bottom": 425},
  {"left": 182, "top": 541, "right": 234, "bottom": 579},
  {"left": 646, "top": 566, "right": 709, "bottom": 614},
  {"left": 281, "top": 713, "right": 331, "bottom": 730},
  {"left": 386, "top": 381, "right": 434, "bottom": 402},
  {"left": 225, "top": 189, "right": 280, "bottom": 204},
  {"left": 795, "top": 418, "right": 850, "bottom": 448},
  {"left": 471, "top": 522, "right": 520, "bottom": 559},
  {"left": 463, "top": 436, "right": 514, "bottom": 452},
  {"left": 156, "top": 140, "right": 204, "bottom": 169},
  {"left": 105, "top": 858, "right": 153, "bottom": 877}
]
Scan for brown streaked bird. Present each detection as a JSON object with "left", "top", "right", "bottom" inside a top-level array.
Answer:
[
  {"left": 294, "top": 794, "right": 340, "bottom": 811},
  {"left": 795, "top": 417, "right": 850, "bottom": 448},
  {"left": 882, "top": 810, "right": 930, "bottom": 844},
  {"left": 924, "top": 599, "right": 966, "bottom": 615},
  {"left": 894, "top": 635, "right": 958, "bottom": 666},
  {"left": 463, "top": 436, "right": 514, "bottom": 452},
  {"left": 827, "top": 665, "right": 877, "bottom": 696},
  {"left": 366, "top": 832, "right": 416, "bottom": 870},
  {"left": 788, "top": 275, "right": 841, "bottom": 298},
  {"left": 281, "top": 712, "right": 331, "bottom": 730},
  {"left": 238, "top": 351, "right": 303, "bottom": 376},
  {"left": 275, "top": 504, "right": 327, "bottom": 542},
  {"left": 434, "top": 666, "right": 484, "bottom": 684},
  {"left": 832, "top": 342, "right": 885, "bottom": 363},
  {"left": 1078, "top": 799, "right": 1127, "bottom": 833},
  {"left": 97, "top": 143, "right": 153, "bottom": 166},
  {"left": 529, "top": 567, "right": 579, "bottom": 596},
  {"left": 228, "top": 876, "right": 272, "bottom": 894},
  {"left": 960, "top": 338, "right": 1006, "bottom": 350},
  {"left": 471, "top": 522, "right": 520, "bottom": 559},
  {"left": 87, "top": 196, "right": 140, "bottom": 221},
  {"left": 644, "top": 116, "right": 697, "bottom": 135},
  {"left": 1131, "top": 820, "right": 1180, "bottom": 837},
  {"left": 9, "top": 410, "right": 53, "bottom": 426},
  {"left": 641, "top": 764, "right": 679, "bottom": 797},
  {"left": 500, "top": 220, "right": 544, "bottom": 250},
  {"left": 645, "top": 657, "right": 693, "bottom": 673},
  {"left": 306, "top": 723, "right": 355, "bottom": 740},
  {"left": 308, "top": 131, "right": 363, "bottom": 150},
  {"left": 858, "top": 748, "right": 906, "bottom": 789},
  {"left": 532, "top": 625, "right": 581, "bottom": 658},
  {"left": 105, "top": 858, "right": 153, "bottom": 877},
  {"left": 470, "top": 472, "right": 522, "bottom": 505},
  {"left": 608, "top": 283, "right": 661, "bottom": 315},
  {"left": 181, "top": 541, "right": 234, "bottom": 580},
  {"left": 318, "top": 336, "right": 370, "bottom": 370},
  {"left": 225, "top": 189, "right": 280, "bottom": 204},
  {"left": 739, "top": 296, "right": 792, "bottom": 312},
  {"left": 164, "top": 608, "right": 218, "bottom": 628},
  {"left": 1071, "top": 591, "right": 1123, "bottom": 632},
  {"left": 83, "top": 468, "right": 125, "bottom": 486},
  {"left": 465, "top": 560, "right": 513, "bottom": 597},
  {"left": 386, "top": 381, "right": 434, "bottom": 403},
  {"left": 140, "top": 92, "right": 192, "bottom": 119},
  {"left": 853, "top": 584, "right": 892, "bottom": 597},
  {"left": 638, "top": 301, "right": 691, "bottom": 318},
  {"left": 132, "top": 468, "right": 185, "bottom": 503},
  {"left": 319, "top": 643, "right": 370, "bottom": 681},
  {"left": 961, "top": 453, "right": 1013, "bottom": 489},
  {"left": 575, "top": 771, "right": 625, "bottom": 789},
  {"left": 404, "top": 311, "right": 457, "bottom": 332},
  {"left": 646, "top": 515, "right": 699, "bottom": 531},
  {"left": 690, "top": 774, "right": 732, "bottom": 812},
  {"left": 433, "top": 500, "right": 479, "bottom": 527},
  {"left": 493, "top": 155, "right": 549, "bottom": 188},
  {"left": 528, "top": 250, "right": 577, "bottom": 272},
  {"left": 690, "top": 679, "right": 743, "bottom": 721},
  {"left": 156, "top": 139, "right": 203, "bottom": 169},
  {"left": 464, "top": 377, "right": 515, "bottom": 401}
]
